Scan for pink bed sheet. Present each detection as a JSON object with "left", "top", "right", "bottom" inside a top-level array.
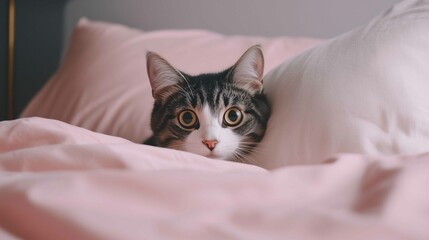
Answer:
[{"left": 0, "top": 118, "right": 428, "bottom": 240}]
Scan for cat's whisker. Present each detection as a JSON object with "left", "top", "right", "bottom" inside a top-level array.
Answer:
[
  {"left": 234, "top": 144, "right": 265, "bottom": 165},
  {"left": 239, "top": 146, "right": 267, "bottom": 154},
  {"left": 174, "top": 84, "right": 192, "bottom": 100},
  {"left": 243, "top": 155, "right": 258, "bottom": 165},
  {"left": 239, "top": 150, "right": 260, "bottom": 165},
  {"left": 222, "top": 144, "right": 262, "bottom": 154},
  {"left": 235, "top": 150, "right": 256, "bottom": 165},
  {"left": 230, "top": 151, "right": 244, "bottom": 164},
  {"left": 238, "top": 143, "right": 269, "bottom": 153},
  {"left": 179, "top": 73, "right": 195, "bottom": 98}
]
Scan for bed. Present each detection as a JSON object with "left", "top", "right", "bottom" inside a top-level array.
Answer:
[{"left": 1, "top": 0, "right": 429, "bottom": 239}]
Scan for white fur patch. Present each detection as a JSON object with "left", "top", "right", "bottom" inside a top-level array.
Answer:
[{"left": 184, "top": 105, "right": 241, "bottom": 160}]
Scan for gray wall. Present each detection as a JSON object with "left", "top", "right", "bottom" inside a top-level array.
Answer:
[{"left": 64, "top": 0, "right": 399, "bottom": 43}]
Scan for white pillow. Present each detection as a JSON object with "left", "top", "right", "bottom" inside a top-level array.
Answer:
[{"left": 257, "top": 0, "right": 429, "bottom": 168}]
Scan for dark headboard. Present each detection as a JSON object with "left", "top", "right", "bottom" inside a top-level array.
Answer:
[
  {"left": 1, "top": 0, "right": 10, "bottom": 120},
  {"left": 1, "top": 0, "right": 68, "bottom": 120}
]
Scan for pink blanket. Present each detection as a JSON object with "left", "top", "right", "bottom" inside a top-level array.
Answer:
[{"left": 1, "top": 118, "right": 428, "bottom": 240}]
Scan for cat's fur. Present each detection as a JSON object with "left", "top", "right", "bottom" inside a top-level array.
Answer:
[{"left": 144, "top": 45, "right": 270, "bottom": 163}]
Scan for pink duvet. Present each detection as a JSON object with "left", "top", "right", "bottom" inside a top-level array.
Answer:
[{"left": 0, "top": 118, "right": 428, "bottom": 240}]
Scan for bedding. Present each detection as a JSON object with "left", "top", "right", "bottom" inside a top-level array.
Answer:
[
  {"left": 1, "top": 117, "right": 428, "bottom": 240},
  {"left": 9, "top": 1, "right": 429, "bottom": 238}
]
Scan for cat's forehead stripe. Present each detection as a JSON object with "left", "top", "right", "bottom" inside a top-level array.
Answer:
[{"left": 214, "top": 89, "right": 222, "bottom": 107}]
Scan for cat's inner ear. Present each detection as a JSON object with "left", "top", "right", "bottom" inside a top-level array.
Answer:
[
  {"left": 146, "top": 52, "right": 184, "bottom": 99},
  {"left": 229, "top": 45, "right": 264, "bottom": 94}
]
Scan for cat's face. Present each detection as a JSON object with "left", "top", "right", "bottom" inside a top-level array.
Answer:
[{"left": 146, "top": 46, "right": 270, "bottom": 162}]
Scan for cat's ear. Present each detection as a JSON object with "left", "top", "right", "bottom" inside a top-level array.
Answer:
[
  {"left": 229, "top": 45, "right": 264, "bottom": 94},
  {"left": 146, "top": 52, "right": 184, "bottom": 100}
]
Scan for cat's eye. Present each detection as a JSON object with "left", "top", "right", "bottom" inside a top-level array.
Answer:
[
  {"left": 178, "top": 110, "right": 198, "bottom": 129},
  {"left": 223, "top": 107, "right": 243, "bottom": 127}
]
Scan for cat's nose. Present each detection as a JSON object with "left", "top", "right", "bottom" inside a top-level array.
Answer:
[{"left": 202, "top": 139, "right": 218, "bottom": 151}]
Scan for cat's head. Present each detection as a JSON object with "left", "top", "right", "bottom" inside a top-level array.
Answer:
[{"left": 146, "top": 45, "right": 270, "bottom": 162}]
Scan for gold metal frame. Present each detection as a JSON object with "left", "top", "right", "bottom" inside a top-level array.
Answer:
[{"left": 7, "top": 0, "right": 15, "bottom": 119}]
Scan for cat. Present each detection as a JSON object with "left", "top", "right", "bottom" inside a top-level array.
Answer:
[{"left": 144, "top": 45, "right": 270, "bottom": 163}]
